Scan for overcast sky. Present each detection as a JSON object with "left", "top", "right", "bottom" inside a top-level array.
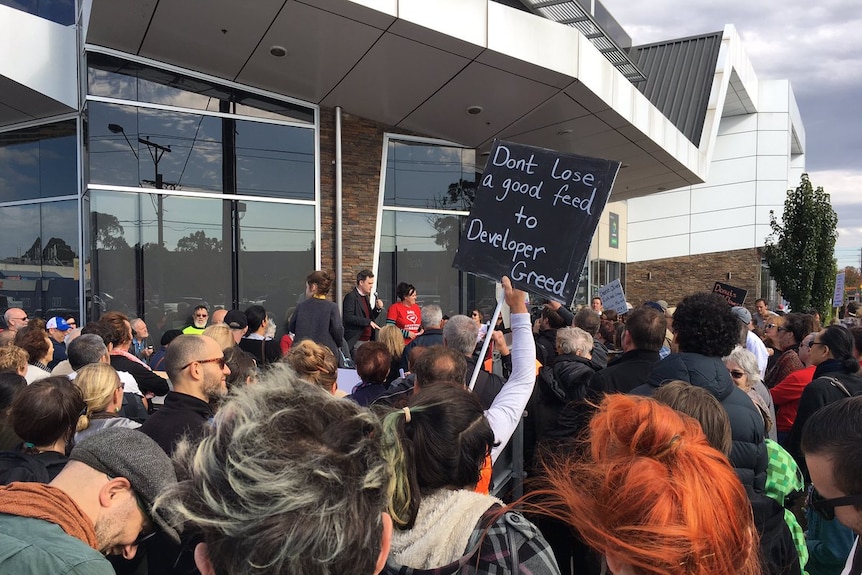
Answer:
[{"left": 599, "top": 0, "right": 862, "bottom": 269}]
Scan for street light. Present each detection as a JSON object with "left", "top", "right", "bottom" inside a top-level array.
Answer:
[
  {"left": 108, "top": 123, "right": 138, "bottom": 159},
  {"left": 106, "top": 123, "right": 172, "bottom": 247}
]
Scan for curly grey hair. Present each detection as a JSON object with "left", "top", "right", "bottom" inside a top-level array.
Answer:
[
  {"left": 723, "top": 346, "right": 762, "bottom": 391},
  {"left": 154, "top": 364, "right": 389, "bottom": 575},
  {"left": 557, "top": 326, "right": 593, "bottom": 356}
]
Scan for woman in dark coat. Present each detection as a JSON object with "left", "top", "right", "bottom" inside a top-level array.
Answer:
[
  {"left": 787, "top": 324, "right": 862, "bottom": 479},
  {"left": 289, "top": 270, "right": 344, "bottom": 362}
]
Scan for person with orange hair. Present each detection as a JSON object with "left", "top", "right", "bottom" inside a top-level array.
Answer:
[{"left": 537, "top": 393, "right": 761, "bottom": 575}]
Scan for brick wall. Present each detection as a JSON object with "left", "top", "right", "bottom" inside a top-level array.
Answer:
[
  {"left": 318, "top": 108, "right": 415, "bottom": 297},
  {"left": 626, "top": 248, "right": 763, "bottom": 311}
]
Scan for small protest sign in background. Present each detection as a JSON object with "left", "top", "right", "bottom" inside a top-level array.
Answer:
[
  {"left": 452, "top": 140, "right": 620, "bottom": 304},
  {"left": 598, "top": 279, "right": 628, "bottom": 315},
  {"left": 713, "top": 281, "right": 748, "bottom": 307},
  {"left": 834, "top": 271, "right": 846, "bottom": 308}
]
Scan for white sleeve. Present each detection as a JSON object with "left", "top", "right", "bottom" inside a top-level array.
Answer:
[
  {"left": 746, "top": 331, "right": 769, "bottom": 379},
  {"left": 486, "top": 312, "right": 536, "bottom": 463}
]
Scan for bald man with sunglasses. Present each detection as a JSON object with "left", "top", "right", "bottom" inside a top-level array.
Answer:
[{"left": 140, "top": 334, "right": 230, "bottom": 456}]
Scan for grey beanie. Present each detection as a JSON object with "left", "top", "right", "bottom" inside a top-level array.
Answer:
[{"left": 70, "top": 428, "right": 180, "bottom": 542}]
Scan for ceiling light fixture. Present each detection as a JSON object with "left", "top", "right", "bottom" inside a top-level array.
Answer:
[
  {"left": 270, "top": 46, "right": 287, "bottom": 57},
  {"left": 466, "top": 105, "right": 483, "bottom": 115}
]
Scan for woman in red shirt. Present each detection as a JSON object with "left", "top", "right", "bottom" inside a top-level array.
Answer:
[{"left": 387, "top": 282, "right": 422, "bottom": 343}]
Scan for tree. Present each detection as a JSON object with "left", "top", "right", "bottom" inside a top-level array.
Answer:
[
  {"left": 176, "top": 230, "right": 222, "bottom": 252},
  {"left": 843, "top": 265, "right": 862, "bottom": 291},
  {"left": 92, "top": 212, "right": 130, "bottom": 251},
  {"left": 763, "top": 173, "right": 837, "bottom": 314},
  {"left": 430, "top": 178, "right": 478, "bottom": 251}
]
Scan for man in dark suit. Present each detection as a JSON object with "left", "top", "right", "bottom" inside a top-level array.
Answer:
[{"left": 342, "top": 269, "right": 384, "bottom": 356}]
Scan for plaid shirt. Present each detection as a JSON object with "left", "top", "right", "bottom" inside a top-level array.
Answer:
[{"left": 383, "top": 507, "right": 560, "bottom": 575}]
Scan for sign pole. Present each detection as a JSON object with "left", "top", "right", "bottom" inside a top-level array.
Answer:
[{"left": 468, "top": 293, "right": 504, "bottom": 392}]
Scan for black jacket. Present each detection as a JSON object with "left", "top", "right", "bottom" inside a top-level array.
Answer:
[
  {"left": 589, "top": 348, "right": 660, "bottom": 396},
  {"left": 534, "top": 329, "right": 557, "bottom": 367},
  {"left": 532, "top": 354, "right": 597, "bottom": 444},
  {"left": 401, "top": 328, "right": 444, "bottom": 372},
  {"left": 465, "top": 355, "right": 504, "bottom": 410},
  {"left": 590, "top": 340, "right": 609, "bottom": 369},
  {"left": 342, "top": 288, "right": 384, "bottom": 349},
  {"left": 140, "top": 391, "right": 213, "bottom": 456},
  {"left": 635, "top": 352, "right": 768, "bottom": 492},
  {"left": 787, "top": 362, "right": 862, "bottom": 479},
  {"left": 110, "top": 354, "right": 169, "bottom": 396},
  {"left": 238, "top": 336, "right": 282, "bottom": 367}
]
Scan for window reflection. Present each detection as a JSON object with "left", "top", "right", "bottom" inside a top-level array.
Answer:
[
  {"left": 237, "top": 202, "right": 315, "bottom": 340},
  {"left": 0, "top": 120, "right": 77, "bottom": 201},
  {"left": 0, "top": 200, "right": 79, "bottom": 320},
  {"left": 87, "top": 191, "right": 315, "bottom": 349},
  {"left": 87, "top": 102, "right": 314, "bottom": 199},
  {"left": 87, "top": 52, "right": 315, "bottom": 124},
  {"left": 378, "top": 211, "right": 494, "bottom": 317},
  {"left": 380, "top": 138, "right": 490, "bottom": 315},
  {"left": 384, "top": 140, "right": 478, "bottom": 209}
]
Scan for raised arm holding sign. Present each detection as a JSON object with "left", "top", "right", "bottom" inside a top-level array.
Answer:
[{"left": 453, "top": 140, "right": 620, "bottom": 304}]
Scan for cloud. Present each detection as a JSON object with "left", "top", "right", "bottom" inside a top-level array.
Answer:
[{"left": 601, "top": 0, "right": 862, "bottom": 265}]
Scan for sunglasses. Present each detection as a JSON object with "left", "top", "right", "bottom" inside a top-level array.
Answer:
[
  {"left": 765, "top": 323, "right": 778, "bottom": 329},
  {"left": 729, "top": 370, "right": 746, "bottom": 379},
  {"left": 181, "top": 357, "right": 226, "bottom": 371},
  {"left": 131, "top": 491, "right": 157, "bottom": 546},
  {"left": 809, "top": 489, "right": 862, "bottom": 521}
]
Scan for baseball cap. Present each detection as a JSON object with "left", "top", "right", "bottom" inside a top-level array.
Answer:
[
  {"left": 731, "top": 306, "right": 752, "bottom": 326},
  {"left": 46, "top": 316, "right": 72, "bottom": 331},
  {"left": 70, "top": 428, "right": 180, "bottom": 542},
  {"left": 224, "top": 309, "right": 248, "bottom": 330}
]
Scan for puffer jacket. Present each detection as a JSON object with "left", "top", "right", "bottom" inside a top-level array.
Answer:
[{"left": 634, "top": 352, "right": 768, "bottom": 493}]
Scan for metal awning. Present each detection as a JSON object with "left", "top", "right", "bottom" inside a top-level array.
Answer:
[{"left": 519, "top": 0, "right": 647, "bottom": 83}]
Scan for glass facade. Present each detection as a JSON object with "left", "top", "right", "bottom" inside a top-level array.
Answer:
[
  {"left": 0, "top": 199, "right": 79, "bottom": 320},
  {"left": 0, "top": 119, "right": 79, "bottom": 321},
  {"left": 378, "top": 137, "right": 496, "bottom": 317},
  {"left": 0, "top": 52, "right": 321, "bottom": 334},
  {"left": 0, "top": 120, "right": 77, "bottom": 201},
  {"left": 82, "top": 52, "right": 318, "bottom": 344}
]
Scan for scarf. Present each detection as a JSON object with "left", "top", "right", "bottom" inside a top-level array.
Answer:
[
  {"left": 389, "top": 489, "right": 501, "bottom": 569},
  {"left": 0, "top": 482, "right": 98, "bottom": 549},
  {"left": 111, "top": 348, "right": 151, "bottom": 370}
]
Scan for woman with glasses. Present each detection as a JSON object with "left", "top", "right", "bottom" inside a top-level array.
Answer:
[
  {"left": 724, "top": 347, "right": 777, "bottom": 441},
  {"left": 73, "top": 363, "right": 140, "bottom": 442},
  {"left": 770, "top": 332, "right": 818, "bottom": 446},
  {"left": 764, "top": 313, "right": 813, "bottom": 389},
  {"left": 788, "top": 325, "right": 862, "bottom": 479}
]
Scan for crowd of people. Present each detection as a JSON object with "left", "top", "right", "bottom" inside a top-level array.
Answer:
[{"left": 0, "top": 276, "right": 861, "bottom": 575}]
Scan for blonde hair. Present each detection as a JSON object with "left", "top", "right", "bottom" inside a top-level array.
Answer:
[
  {"left": 378, "top": 325, "right": 405, "bottom": 360},
  {"left": 74, "top": 363, "right": 121, "bottom": 432},
  {"left": 284, "top": 340, "right": 338, "bottom": 393},
  {"left": 203, "top": 323, "right": 234, "bottom": 350},
  {"left": 0, "top": 345, "right": 28, "bottom": 373}
]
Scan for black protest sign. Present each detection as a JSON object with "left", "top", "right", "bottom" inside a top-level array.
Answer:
[
  {"left": 452, "top": 140, "right": 620, "bottom": 303},
  {"left": 713, "top": 281, "right": 748, "bottom": 306}
]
